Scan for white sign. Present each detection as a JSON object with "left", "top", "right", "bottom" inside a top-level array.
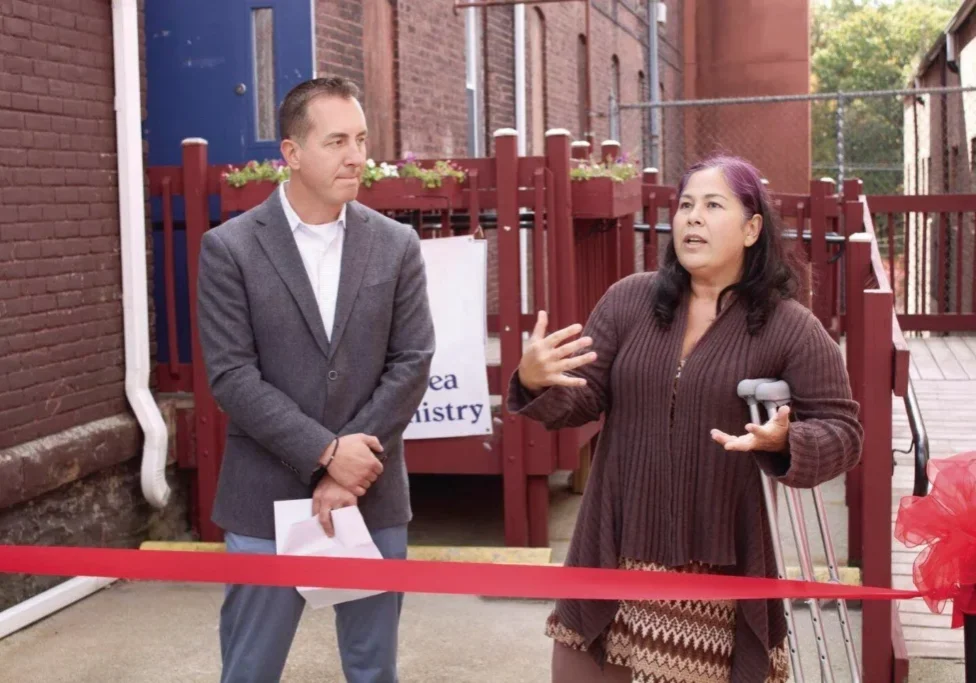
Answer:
[{"left": 404, "top": 235, "right": 492, "bottom": 440}]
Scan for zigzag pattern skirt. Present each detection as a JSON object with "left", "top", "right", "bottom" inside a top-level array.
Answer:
[{"left": 545, "top": 559, "right": 790, "bottom": 683}]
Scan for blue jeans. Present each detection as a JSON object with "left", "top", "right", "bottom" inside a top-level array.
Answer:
[{"left": 219, "top": 524, "right": 408, "bottom": 683}]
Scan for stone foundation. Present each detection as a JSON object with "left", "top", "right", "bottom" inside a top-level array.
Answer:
[{"left": 0, "top": 399, "right": 193, "bottom": 612}]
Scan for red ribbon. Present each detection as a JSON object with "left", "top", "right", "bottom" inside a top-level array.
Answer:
[
  {"left": 0, "top": 545, "right": 920, "bottom": 603},
  {"left": 894, "top": 450, "right": 976, "bottom": 629}
]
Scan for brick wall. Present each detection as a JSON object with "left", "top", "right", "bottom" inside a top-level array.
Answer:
[
  {"left": 0, "top": 1, "right": 192, "bottom": 605},
  {"left": 308, "top": 1, "right": 652, "bottom": 161},
  {"left": 510, "top": 1, "right": 650, "bottom": 161},
  {"left": 315, "top": 1, "right": 365, "bottom": 88},
  {"left": 396, "top": 1, "right": 469, "bottom": 157},
  {"left": 659, "top": 0, "right": 685, "bottom": 182},
  {"left": 0, "top": 0, "right": 147, "bottom": 451},
  {"left": 484, "top": 6, "right": 516, "bottom": 151}
]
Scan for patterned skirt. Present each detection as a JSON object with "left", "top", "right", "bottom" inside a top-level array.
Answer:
[{"left": 546, "top": 559, "right": 791, "bottom": 683}]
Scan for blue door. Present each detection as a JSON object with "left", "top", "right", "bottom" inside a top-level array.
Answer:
[
  {"left": 145, "top": 0, "right": 313, "bottom": 166},
  {"left": 146, "top": 1, "right": 313, "bottom": 367}
]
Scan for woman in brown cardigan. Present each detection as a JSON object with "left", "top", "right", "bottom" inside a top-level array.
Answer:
[{"left": 510, "top": 155, "right": 863, "bottom": 683}]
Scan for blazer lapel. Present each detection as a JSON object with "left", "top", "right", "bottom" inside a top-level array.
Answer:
[
  {"left": 328, "top": 201, "right": 375, "bottom": 357},
  {"left": 253, "top": 188, "right": 331, "bottom": 359}
]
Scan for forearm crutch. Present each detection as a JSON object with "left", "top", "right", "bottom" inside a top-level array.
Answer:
[
  {"left": 737, "top": 378, "right": 807, "bottom": 683},
  {"left": 754, "top": 380, "right": 860, "bottom": 683}
]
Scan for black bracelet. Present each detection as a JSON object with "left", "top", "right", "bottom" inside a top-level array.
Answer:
[{"left": 323, "top": 436, "right": 340, "bottom": 470}]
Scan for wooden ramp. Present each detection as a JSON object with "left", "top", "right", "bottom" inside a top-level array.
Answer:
[{"left": 891, "top": 335, "right": 976, "bottom": 660}]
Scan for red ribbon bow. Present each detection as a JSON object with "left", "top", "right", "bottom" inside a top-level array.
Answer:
[{"left": 894, "top": 451, "right": 976, "bottom": 628}]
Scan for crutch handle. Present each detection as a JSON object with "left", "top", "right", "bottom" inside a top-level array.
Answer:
[
  {"left": 736, "top": 378, "right": 775, "bottom": 400},
  {"left": 755, "top": 379, "right": 791, "bottom": 407}
]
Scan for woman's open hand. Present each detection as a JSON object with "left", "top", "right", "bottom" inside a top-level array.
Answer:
[
  {"left": 711, "top": 405, "right": 791, "bottom": 453},
  {"left": 518, "top": 311, "right": 597, "bottom": 395}
]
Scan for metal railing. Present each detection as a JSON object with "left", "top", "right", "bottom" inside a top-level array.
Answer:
[{"left": 899, "top": 380, "right": 931, "bottom": 498}]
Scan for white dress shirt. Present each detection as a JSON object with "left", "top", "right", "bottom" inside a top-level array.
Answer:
[{"left": 279, "top": 182, "right": 346, "bottom": 340}]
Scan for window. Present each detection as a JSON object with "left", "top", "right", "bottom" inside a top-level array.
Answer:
[
  {"left": 529, "top": 9, "right": 547, "bottom": 154},
  {"left": 252, "top": 8, "right": 276, "bottom": 141},
  {"left": 577, "top": 35, "right": 587, "bottom": 139},
  {"left": 659, "top": 82, "right": 666, "bottom": 175},
  {"left": 638, "top": 71, "right": 646, "bottom": 165},
  {"left": 610, "top": 55, "right": 620, "bottom": 141}
]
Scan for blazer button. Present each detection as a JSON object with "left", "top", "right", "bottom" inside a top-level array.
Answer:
[{"left": 328, "top": 370, "right": 339, "bottom": 381}]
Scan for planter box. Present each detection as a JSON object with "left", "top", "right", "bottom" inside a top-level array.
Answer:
[
  {"left": 221, "top": 180, "right": 278, "bottom": 214},
  {"left": 356, "top": 177, "right": 465, "bottom": 211},
  {"left": 571, "top": 177, "right": 642, "bottom": 219}
]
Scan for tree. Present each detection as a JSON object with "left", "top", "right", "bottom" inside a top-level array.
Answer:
[{"left": 810, "top": 0, "right": 955, "bottom": 193}]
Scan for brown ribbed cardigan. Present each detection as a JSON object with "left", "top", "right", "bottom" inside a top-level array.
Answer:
[{"left": 508, "top": 272, "right": 863, "bottom": 681}]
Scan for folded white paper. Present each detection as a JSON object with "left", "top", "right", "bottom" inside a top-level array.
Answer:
[{"left": 273, "top": 498, "right": 384, "bottom": 609}]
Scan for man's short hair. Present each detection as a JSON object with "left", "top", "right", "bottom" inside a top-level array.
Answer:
[{"left": 278, "top": 77, "right": 360, "bottom": 142}]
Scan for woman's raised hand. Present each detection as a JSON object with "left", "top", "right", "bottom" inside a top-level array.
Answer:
[{"left": 517, "top": 311, "right": 597, "bottom": 394}]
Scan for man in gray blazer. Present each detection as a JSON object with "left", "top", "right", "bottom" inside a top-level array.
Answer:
[{"left": 196, "top": 76, "right": 435, "bottom": 683}]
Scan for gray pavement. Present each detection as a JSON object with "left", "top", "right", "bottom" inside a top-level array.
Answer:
[{"left": 0, "top": 472, "right": 965, "bottom": 682}]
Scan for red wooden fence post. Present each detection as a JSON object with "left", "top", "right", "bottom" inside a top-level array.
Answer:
[
  {"left": 599, "top": 140, "right": 635, "bottom": 278},
  {"left": 618, "top": 211, "right": 637, "bottom": 278},
  {"left": 844, "top": 183, "right": 866, "bottom": 568},
  {"left": 547, "top": 130, "right": 579, "bottom": 346},
  {"left": 809, "top": 179, "right": 833, "bottom": 331},
  {"left": 600, "top": 139, "right": 620, "bottom": 163},
  {"left": 571, "top": 140, "right": 591, "bottom": 161},
  {"left": 861, "top": 281, "right": 895, "bottom": 683},
  {"left": 495, "top": 129, "right": 529, "bottom": 547},
  {"left": 546, "top": 130, "right": 583, "bottom": 476},
  {"left": 182, "top": 138, "right": 222, "bottom": 543}
]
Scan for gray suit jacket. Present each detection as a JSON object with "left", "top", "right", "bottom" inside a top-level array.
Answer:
[{"left": 196, "top": 189, "right": 435, "bottom": 539}]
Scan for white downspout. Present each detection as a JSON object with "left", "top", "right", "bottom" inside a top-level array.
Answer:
[
  {"left": 514, "top": 4, "right": 529, "bottom": 314},
  {"left": 114, "top": 0, "right": 170, "bottom": 509},
  {"left": 0, "top": 0, "right": 167, "bottom": 640},
  {"left": 515, "top": 5, "right": 527, "bottom": 157}
]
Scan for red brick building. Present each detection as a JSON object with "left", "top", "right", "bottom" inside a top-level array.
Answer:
[{"left": 0, "top": 0, "right": 809, "bottom": 611}]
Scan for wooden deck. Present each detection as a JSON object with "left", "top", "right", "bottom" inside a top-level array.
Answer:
[{"left": 891, "top": 334, "right": 976, "bottom": 660}]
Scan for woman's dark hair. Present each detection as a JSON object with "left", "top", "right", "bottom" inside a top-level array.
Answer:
[{"left": 652, "top": 155, "right": 805, "bottom": 335}]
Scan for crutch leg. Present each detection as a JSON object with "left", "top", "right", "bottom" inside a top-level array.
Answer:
[
  {"left": 758, "top": 381, "right": 839, "bottom": 683},
  {"left": 811, "top": 484, "right": 861, "bottom": 681},
  {"left": 759, "top": 472, "right": 807, "bottom": 683},
  {"left": 782, "top": 480, "right": 836, "bottom": 682},
  {"left": 737, "top": 380, "right": 805, "bottom": 683}
]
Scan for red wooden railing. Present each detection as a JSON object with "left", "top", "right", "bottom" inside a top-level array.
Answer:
[
  {"left": 147, "top": 133, "right": 642, "bottom": 548},
  {"left": 843, "top": 179, "right": 912, "bottom": 682},
  {"left": 865, "top": 193, "right": 976, "bottom": 331},
  {"left": 150, "top": 132, "right": 976, "bottom": 679}
]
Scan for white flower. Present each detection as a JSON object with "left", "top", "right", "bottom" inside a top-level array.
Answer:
[{"left": 366, "top": 159, "right": 376, "bottom": 168}]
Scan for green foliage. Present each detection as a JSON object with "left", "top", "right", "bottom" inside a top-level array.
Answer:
[
  {"left": 812, "top": 0, "right": 955, "bottom": 93},
  {"left": 395, "top": 157, "right": 467, "bottom": 189},
  {"left": 570, "top": 155, "right": 641, "bottom": 183},
  {"left": 359, "top": 159, "right": 400, "bottom": 187},
  {"left": 811, "top": 0, "right": 956, "bottom": 194},
  {"left": 222, "top": 155, "right": 467, "bottom": 190},
  {"left": 223, "top": 160, "right": 289, "bottom": 187}
]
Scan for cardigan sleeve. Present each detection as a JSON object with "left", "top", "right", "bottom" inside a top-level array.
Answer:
[
  {"left": 753, "top": 316, "right": 864, "bottom": 488},
  {"left": 506, "top": 277, "right": 623, "bottom": 430}
]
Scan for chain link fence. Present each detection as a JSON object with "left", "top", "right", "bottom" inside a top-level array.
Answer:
[{"left": 616, "top": 85, "right": 976, "bottom": 196}]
